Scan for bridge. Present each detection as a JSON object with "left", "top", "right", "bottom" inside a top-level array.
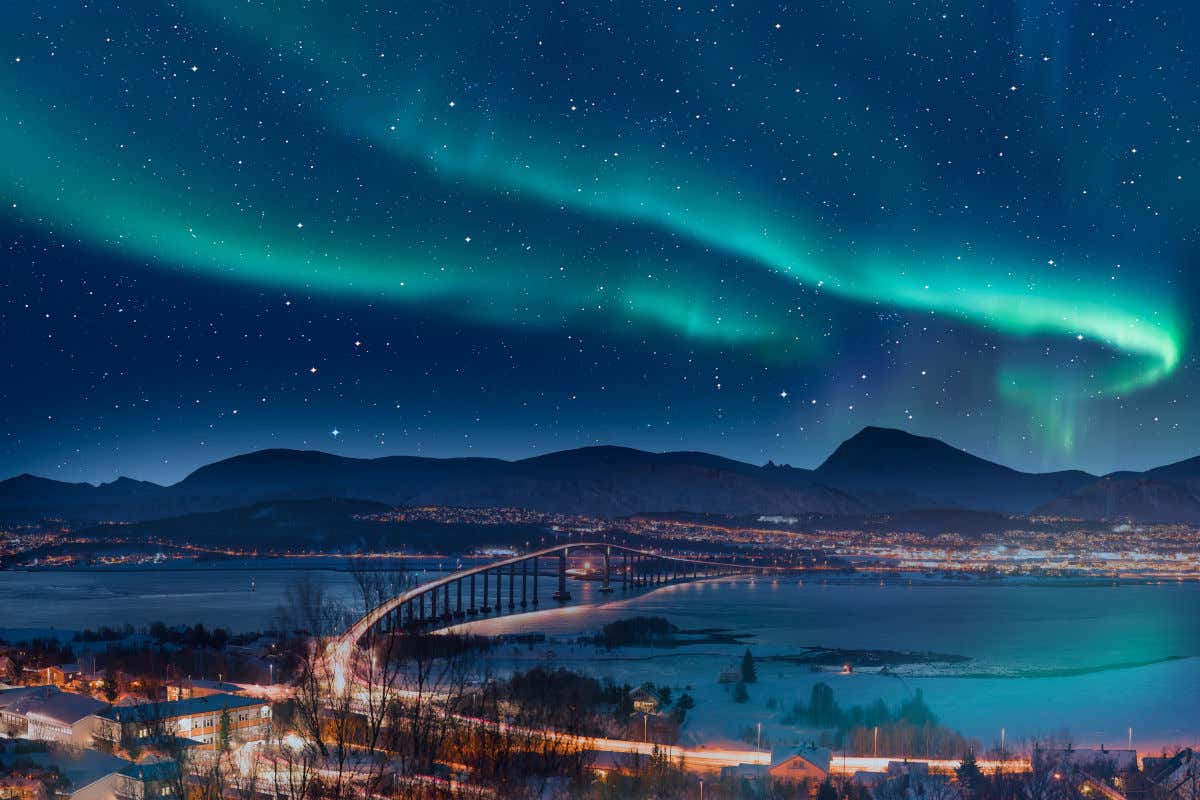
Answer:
[{"left": 331, "top": 542, "right": 758, "bottom": 674}]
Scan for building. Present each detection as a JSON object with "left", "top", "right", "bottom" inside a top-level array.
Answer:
[
  {"left": 1043, "top": 746, "right": 1139, "bottom": 775},
  {"left": 91, "top": 694, "right": 270, "bottom": 751},
  {"left": 0, "top": 740, "right": 169, "bottom": 800},
  {"left": 869, "top": 760, "right": 961, "bottom": 800},
  {"left": 769, "top": 746, "right": 832, "bottom": 784},
  {"left": 42, "top": 663, "right": 104, "bottom": 692},
  {"left": 0, "top": 687, "right": 109, "bottom": 746},
  {"left": 723, "top": 746, "right": 832, "bottom": 784},
  {"left": 163, "top": 680, "right": 242, "bottom": 702},
  {"left": 719, "top": 762, "right": 765, "bottom": 781},
  {"left": 0, "top": 688, "right": 44, "bottom": 734},
  {"left": 850, "top": 771, "right": 889, "bottom": 789},
  {"left": 1144, "top": 749, "right": 1199, "bottom": 800},
  {"left": 43, "top": 666, "right": 79, "bottom": 688},
  {"left": 0, "top": 657, "right": 18, "bottom": 686},
  {"left": 628, "top": 685, "right": 668, "bottom": 715},
  {"left": 115, "top": 760, "right": 179, "bottom": 800},
  {"left": 887, "top": 761, "right": 930, "bottom": 778}
]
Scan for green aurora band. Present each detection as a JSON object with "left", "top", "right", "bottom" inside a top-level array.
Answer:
[{"left": 0, "top": 0, "right": 1186, "bottom": 455}]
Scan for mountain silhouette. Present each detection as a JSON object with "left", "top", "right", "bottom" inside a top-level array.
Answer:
[
  {"left": 4, "top": 427, "right": 1197, "bottom": 523},
  {"left": 813, "top": 427, "right": 1095, "bottom": 512}
]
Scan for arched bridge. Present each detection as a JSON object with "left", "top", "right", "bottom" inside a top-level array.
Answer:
[{"left": 336, "top": 542, "right": 758, "bottom": 649}]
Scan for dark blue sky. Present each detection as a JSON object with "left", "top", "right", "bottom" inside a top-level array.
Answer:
[{"left": 2, "top": 0, "right": 1197, "bottom": 483}]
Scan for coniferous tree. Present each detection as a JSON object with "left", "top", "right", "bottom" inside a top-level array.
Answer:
[
  {"left": 741, "top": 649, "right": 758, "bottom": 684},
  {"left": 957, "top": 750, "right": 984, "bottom": 792},
  {"left": 217, "top": 708, "right": 233, "bottom": 752}
]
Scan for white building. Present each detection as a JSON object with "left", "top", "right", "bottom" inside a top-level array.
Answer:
[{"left": 0, "top": 686, "right": 109, "bottom": 746}]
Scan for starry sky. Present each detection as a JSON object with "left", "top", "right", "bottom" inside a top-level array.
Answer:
[{"left": 2, "top": 0, "right": 1197, "bottom": 484}]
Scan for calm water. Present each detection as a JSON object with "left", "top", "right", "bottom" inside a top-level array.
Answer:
[
  {"left": 459, "top": 576, "right": 1200, "bottom": 750},
  {"left": 1, "top": 566, "right": 1196, "bottom": 748},
  {"left": 0, "top": 559, "right": 449, "bottom": 633}
]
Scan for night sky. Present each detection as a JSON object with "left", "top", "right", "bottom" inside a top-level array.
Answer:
[{"left": 2, "top": 1, "right": 1198, "bottom": 484}]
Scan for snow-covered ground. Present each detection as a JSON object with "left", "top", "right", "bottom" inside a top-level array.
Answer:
[{"left": 5, "top": 568, "right": 1197, "bottom": 753}]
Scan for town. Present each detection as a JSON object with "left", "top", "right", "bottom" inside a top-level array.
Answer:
[
  {"left": 0, "top": 557, "right": 1196, "bottom": 800},
  {"left": 0, "top": 624, "right": 1196, "bottom": 799},
  {"left": 5, "top": 507, "right": 1199, "bottom": 582}
]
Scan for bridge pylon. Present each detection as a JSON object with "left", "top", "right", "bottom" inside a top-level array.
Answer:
[{"left": 552, "top": 547, "right": 572, "bottom": 601}]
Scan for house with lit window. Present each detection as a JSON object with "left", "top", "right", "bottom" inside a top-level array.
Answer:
[
  {"left": 768, "top": 746, "right": 831, "bottom": 783},
  {"left": 721, "top": 746, "right": 832, "bottom": 784},
  {"left": 629, "top": 685, "right": 668, "bottom": 715}
]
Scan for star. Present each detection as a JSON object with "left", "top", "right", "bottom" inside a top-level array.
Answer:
[{"left": 0, "top": 0, "right": 1190, "bottom": 484}]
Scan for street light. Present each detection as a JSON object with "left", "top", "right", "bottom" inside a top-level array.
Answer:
[
  {"left": 699, "top": 778, "right": 704, "bottom": 800},
  {"left": 757, "top": 721, "right": 763, "bottom": 779}
]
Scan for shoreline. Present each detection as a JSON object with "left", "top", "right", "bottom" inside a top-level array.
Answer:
[{"left": 4, "top": 559, "right": 1198, "bottom": 586}]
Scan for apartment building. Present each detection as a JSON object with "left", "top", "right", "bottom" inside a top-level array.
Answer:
[{"left": 91, "top": 694, "right": 270, "bottom": 751}]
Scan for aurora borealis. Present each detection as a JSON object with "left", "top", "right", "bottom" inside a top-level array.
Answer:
[{"left": 2, "top": 0, "right": 1197, "bottom": 482}]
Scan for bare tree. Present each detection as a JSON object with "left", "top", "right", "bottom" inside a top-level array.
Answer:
[
  {"left": 277, "top": 572, "right": 388, "bottom": 800},
  {"left": 388, "top": 633, "right": 476, "bottom": 781}
]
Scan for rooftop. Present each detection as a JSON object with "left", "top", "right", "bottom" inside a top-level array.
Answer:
[
  {"left": 0, "top": 686, "right": 109, "bottom": 726},
  {"left": 0, "top": 745, "right": 131, "bottom": 792},
  {"left": 771, "top": 746, "right": 832, "bottom": 772},
  {"left": 99, "top": 693, "right": 264, "bottom": 723}
]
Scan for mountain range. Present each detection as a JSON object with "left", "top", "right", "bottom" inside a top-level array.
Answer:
[{"left": 5, "top": 426, "right": 1200, "bottom": 523}]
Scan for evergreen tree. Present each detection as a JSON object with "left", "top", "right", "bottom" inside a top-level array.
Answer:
[
  {"left": 741, "top": 648, "right": 758, "bottom": 684},
  {"left": 817, "top": 779, "right": 838, "bottom": 800},
  {"left": 957, "top": 750, "right": 984, "bottom": 792},
  {"left": 808, "top": 682, "right": 839, "bottom": 726},
  {"left": 217, "top": 708, "right": 233, "bottom": 752},
  {"left": 733, "top": 681, "right": 749, "bottom": 703}
]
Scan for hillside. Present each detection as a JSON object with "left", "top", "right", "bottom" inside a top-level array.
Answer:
[{"left": 4, "top": 427, "right": 1196, "bottom": 524}]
